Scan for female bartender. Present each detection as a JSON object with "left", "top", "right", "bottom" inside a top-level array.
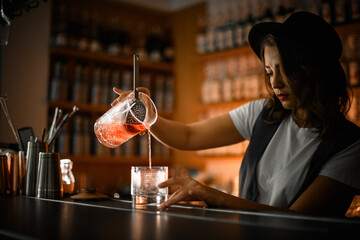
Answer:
[{"left": 113, "top": 12, "right": 360, "bottom": 216}]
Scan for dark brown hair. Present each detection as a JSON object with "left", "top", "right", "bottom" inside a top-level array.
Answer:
[{"left": 259, "top": 33, "right": 351, "bottom": 137}]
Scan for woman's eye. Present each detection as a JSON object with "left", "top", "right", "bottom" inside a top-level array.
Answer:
[{"left": 266, "top": 71, "right": 273, "bottom": 77}]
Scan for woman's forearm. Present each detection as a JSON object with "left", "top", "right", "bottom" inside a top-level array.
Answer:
[
  {"left": 202, "top": 184, "right": 291, "bottom": 212},
  {"left": 150, "top": 116, "right": 193, "bottom": 150},
  {"left": 150, "top": 114, "right": 245, "bottom": 151}
]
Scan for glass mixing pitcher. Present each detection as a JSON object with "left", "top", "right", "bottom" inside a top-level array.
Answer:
[{"left": 94, "top": 91, "right": 157, "bottom": 148}]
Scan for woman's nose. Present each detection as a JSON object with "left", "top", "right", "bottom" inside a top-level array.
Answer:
[{"left": 270, "top": 71, "right": 284, "bottom": 89}]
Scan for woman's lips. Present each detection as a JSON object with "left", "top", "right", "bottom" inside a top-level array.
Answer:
[{"left": 277, "top": 94, "right": 289, "bottom": 101}]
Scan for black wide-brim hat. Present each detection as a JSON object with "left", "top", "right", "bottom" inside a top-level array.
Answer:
[{"left": 248, "top": 11, "right": 342, "bottom": 60}]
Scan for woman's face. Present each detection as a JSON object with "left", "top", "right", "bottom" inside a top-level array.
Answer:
[{"left": 264, "top": 45, "right": 297, "bottom": 110}]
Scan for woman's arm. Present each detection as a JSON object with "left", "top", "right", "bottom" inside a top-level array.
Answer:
[
  {"left": 159, "top": 175, "right": 356, "bottom": 216},
  {"left": 112, "top": 87, "right": 245, "bottom": 151},
  {"left": 289, "top": 175, "right": 356, "bottom": 215},
  {"left": 151, "top": 114, "right": 245, "bottom": 151}
]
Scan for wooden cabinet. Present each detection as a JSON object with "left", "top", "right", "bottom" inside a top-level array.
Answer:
[{"left": 48, "top": 0, "right": 175, "bottom": 195}]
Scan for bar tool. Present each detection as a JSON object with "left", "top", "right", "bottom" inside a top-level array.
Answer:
[
  {"left": 126, "top": 54, "right": 146, "bottom": 124},
  {"left": 0, "top": 155, "right": 8, "bottom": 195},
  {"left": 0, "top": 97, "right": 23, "bottom": 151},
  {"left": 48, "top": 105, "right": 78, "bottom": 149}
]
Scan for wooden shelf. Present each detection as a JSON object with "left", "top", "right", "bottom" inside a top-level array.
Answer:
[
  {"left": 196, "top": 22, "right": 360, "bottom": 63},
  {"left": 199, "top": 98, "right": 262, "bottom": 112},
  {"left": 48, "top": 101, "right": 174, "bottom": 119},
  {"left": 61, "top": 154, "right": 171, "bottom": 165},
  {"left": 352, "top": 86, "right": 360, "bottom": 95},
  {"left": 335, "top": 21, "right": 360, "bottom": 36},
  {"left": 50, "top": 47, "right": 174, "bottom": 72},
  {"left": 197, "top": 45, "right": 255, "bottom": 62},
  {"left": 197, "top": 155, "right": 244, "bottom": 160},
  {"left": 49, "top": 101, "right": 109, "bottom": 114}
]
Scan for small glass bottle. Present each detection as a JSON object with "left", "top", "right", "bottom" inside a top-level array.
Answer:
[{"left": 60, "top": 159, "right": 75, "bottom": 195}]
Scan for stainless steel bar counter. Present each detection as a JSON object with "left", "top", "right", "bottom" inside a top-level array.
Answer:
[{"left": 1, "top": 196, "right": 359, "bottom": 239}]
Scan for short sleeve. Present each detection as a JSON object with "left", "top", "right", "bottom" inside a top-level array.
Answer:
[
  {"left": 228, "top": 98, "right": 267, "bottom": 140},
  {"left": 319, "top": 139, "right": 360, "bottom": 192}
]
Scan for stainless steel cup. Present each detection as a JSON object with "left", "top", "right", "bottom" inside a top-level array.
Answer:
[
  {"left": 6, "top": 152, "right": 25, "bottom": 195},
  {"left": 24, "top": 141, "right": 48, "bottom": 196},
  {"left": 36, "top": 152, "right": 63, "bottom": 199},
  {"left": 0, "top": 155, "right": 8, "bottom": 195}
]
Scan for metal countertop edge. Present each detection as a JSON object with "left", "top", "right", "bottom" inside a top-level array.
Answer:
[{"left": 17, "top": 197, "right": 329, "bottom": 233}]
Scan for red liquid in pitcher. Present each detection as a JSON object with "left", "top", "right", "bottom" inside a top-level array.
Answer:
[{"left": 94, "top": 122, "right": 147, "bottom": 148}]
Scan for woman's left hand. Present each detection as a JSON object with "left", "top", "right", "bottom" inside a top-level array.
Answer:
[{"left": 158, "top": 176, "right": 225, "bottom": 209}]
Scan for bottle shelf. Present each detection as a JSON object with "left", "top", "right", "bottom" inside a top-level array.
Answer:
[
  {"left": 48, "top": 100, "right": 173, "bottom": 119},
  {"left": 197, "top": 45, "right": 255, "bottom": 62},
  {"left": 50, "top": 47, "right": 174, "bottom": 73},
  {"left": 199, "top": 99, "right": 257, "bottom": 112},
  {"left": 61, "top": 154, "right": 171, "bottom": 165}
]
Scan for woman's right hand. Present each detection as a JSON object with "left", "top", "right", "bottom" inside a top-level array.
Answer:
[{"left": 111, "top": 87, "right": 151, "bottom": 106}]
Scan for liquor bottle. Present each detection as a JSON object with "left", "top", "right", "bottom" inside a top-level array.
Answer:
[
  {"left": 234, "top": 1, "right": 246, "bottom": 47},
  {"left": 223, "top": 58, "right": 235, "bottom": 102},
  {"left": 119, "top": 23, "right": 131, "bottom": 56},
  {"left": 82, "top": 66, "right": 90, "bottom": 103},
  {"left": 275, "top": 0, "right": 287, "bottom": 22},
  {"left": 140, "top": 72, "right": 152, "bottom": 92},
  {"left": 334, "top": 0, "right": 349, "bottom": 25},
  {"left": 78, "top": 9, "right": 90, "bottom": 51},
  {"left": 205, "top": 15, "right": 216, "bottom": 53},
  {"left": 306, "top": 0, "right": 321, "bottom": 16},
  {"left": 213, "top": 60, "right": 223, "bottom": 103},
  {"left": 196, "top": 12, "right": 207, "bottom": 54},
  {"left": 214, "top": 2, "right": 226, "bottom": 51},
  {"left": 146, "top": 26, "right": 163, "bottom": 62},
  {"left": 66, "top": 8, "right": 80, "bottom": 49},
  {"left": 259, "top": 0, "right": 274, "bottom": 22},
  {"left": 284, "top": 0, "right": 296, "bottom": 18},
  {"left": 163, "top": 29, "right": 174, "bottom": 62},
  {"left": 121, "top": 70, "right": 132, "bottom": 91},
  {"left": 350, "top": 0, "right": 360, "bottom": 22},
  {"left": 71, "top": 116, "right": 84, "bottom": 156},
  {"left": 109, "top": 69, "right": 121, "bottom": 103},
  {"left": 202, "top": 62, "right": 212, "bottom": 104},
  {"left": 321, "top": 0, "right": 334, "bottom": 25},
  {"left": 72, "top": 64, "right": 87, "bottom": 103},
  {"left": 100, "top": 68, "right": 110, "bottom": 105},
  {"left": 244, "top": 0, "right": 255, "bottom": 45},
  {"left": 107, "top": 17, "right": 121, "bottom": 56},
  {"left": 83, "top": 116, "right": 91, "bottom": 155},
  {"left": 55, "top": 124, "right": 70, "bottom": 155},
  {"left": 224, "top": 3, "right": 236, "bottom": 50},
  {"left": 90, "top": 67, "right": 101, "bottom": 105},
  {"left": 49, "top": 61, "right": 68, "bottom": 102},
  {"left": 89, "top": 14, "right": 104, "bottom": 53},
  {"left": 164, "top": 75, "right": 175, "bottom": 113},
  {"left": 135, "top": 23, "right": 148, "bottom": 60},
  {"left": 52, "top": 3, "right": 68, "bottom": 47},
  {"left": 155, "top": 74, "right": 165, "bottom": 112}
]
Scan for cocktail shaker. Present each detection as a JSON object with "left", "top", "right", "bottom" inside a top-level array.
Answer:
[
  {"left": 6, "top": 151, "right": 25, "bottom": 195},
  {"left": 0, "top": 155, "right": 8, "bottom": 195},
  {"left": 24, "top": 141, "right": 48, "bottom": 196},
  {"left": 36, "top": 152, "right": 63, "bottom": 199}
]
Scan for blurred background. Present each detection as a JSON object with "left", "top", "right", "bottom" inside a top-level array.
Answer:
[{"left": 0, "top": 0, "right": 359, "bottom": 205}]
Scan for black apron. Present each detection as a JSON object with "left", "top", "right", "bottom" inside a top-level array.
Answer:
[{"left": 238, "top": 106, "right": 360, "bottom": 207}]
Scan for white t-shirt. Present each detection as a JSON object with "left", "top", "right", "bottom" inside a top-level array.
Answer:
[{"left": 229, "top": 98, "right": 360, "bottom": 208}]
